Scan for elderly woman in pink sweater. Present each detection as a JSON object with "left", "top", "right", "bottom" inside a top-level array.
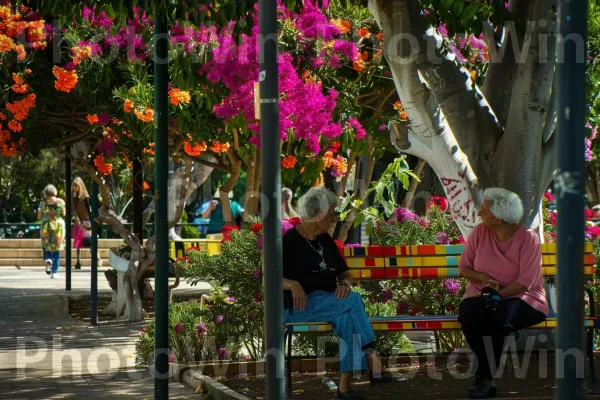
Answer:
[{"left": 458, "top": 188, "right": 548, "bottom": 399}]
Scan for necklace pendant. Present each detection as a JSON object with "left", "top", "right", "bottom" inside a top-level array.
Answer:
[{"left": 320, "top": 260, "right": 327, "bottom": 270}]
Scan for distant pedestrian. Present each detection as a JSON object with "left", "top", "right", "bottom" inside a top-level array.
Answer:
[
  {"left": 72, "top": 177, "right": 97, "bottom": 269},
  {"left": 37, "top": 184, "right": 66, "bottom": 278}
]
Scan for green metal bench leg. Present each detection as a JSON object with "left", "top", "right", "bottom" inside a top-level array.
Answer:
[
  {"left": 286, "top": 330, "right": 293, "bottom": 398},
  {"left": 588, "top": 328, "right": 597, "bottom": 385},
  {"left": 585, "top": 287, "right": 597, "bottom": 386}
]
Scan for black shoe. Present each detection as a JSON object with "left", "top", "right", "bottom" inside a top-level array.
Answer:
[
  {"left": 468, "top": 375, "right": 483, "bottom": 390},
  {"left": 468, "top": 378, "right": 497, "bottom": 399},
  {"left": 369, "top": 370, "right": 392, "bottom": 385},
  {"left": 45, "top": 260, "right": 52, "bottom": 275},
  {"left": 337, "top": 389, "right": 363, "bottom": 399}
]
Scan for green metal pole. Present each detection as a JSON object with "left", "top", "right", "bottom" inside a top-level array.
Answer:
[
  {"left": 65, "top": 153, "right": 72, "bottom": 291},
  {"left": 153, "top": 5, "right": 169, "bottom": 399},
  {"left": 259, "top": 0, "right": 284, "bottom": 397},
  {"left": 133, "top": 148, "right": 144, "bottom": 244},
  {"left": 90, "top": 181, "right": 98, "bottom": 326},
  {"left": 556, "top": 1, "right": 587, "bottom": 398}
]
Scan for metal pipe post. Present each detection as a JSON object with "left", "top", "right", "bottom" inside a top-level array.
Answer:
[
  {"left": 65, "top": 154, "right": 72, "bottom": 291},
  {"left": 555, "top": 1, "right": 587, "bottom": 398},
  {"left": 153, "top": 8, "right": 169, "bottom": 400},
  {"left": 90, "top": 181, "right": 98, "bottom": 326},
  {"left": 133, "top": 148, "right": 144, "bottom": 244},
  {"left": 259, "top": 0, "right": 284, "bottom": 397}
]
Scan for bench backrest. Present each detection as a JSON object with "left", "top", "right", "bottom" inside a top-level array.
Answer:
[
  {"left": 170, "top": 238, "right": 222, "bottom": 259},
  {"left": 342, "top": 243, "right": 595, "bottom": 280}
]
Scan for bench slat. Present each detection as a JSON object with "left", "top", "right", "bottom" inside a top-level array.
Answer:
[
  {"left": 285, "top": 316, "right": 598, "bottom": 333},
  {"left": 348, "top": 266, "right": 595, "bottom": 279},
  {"left": 342, "top": 243, "right": 594, "bottom": 257},
  {"left": 345, "top": 254, "right": 594, "bottom": 268}
]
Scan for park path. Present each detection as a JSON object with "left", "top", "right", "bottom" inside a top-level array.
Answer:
[{"left": 0, "top": 265, "right": 208, "bottom": 399}]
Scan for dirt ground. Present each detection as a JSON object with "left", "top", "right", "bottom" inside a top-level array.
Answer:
[
  {"left": 221, "top": 354, "right": 600, "bottom": 399},
  {"left": 68, "top": 295, "right": 155, "bottom": 323}
]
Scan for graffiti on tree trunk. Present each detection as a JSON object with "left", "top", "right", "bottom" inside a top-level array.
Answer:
[{"left": 440, "top": 171, "right": 478, "bottom": 229}]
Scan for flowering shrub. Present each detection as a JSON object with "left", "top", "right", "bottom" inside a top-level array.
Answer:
[
  {"left": 135, "top": 300, "right": 241, "bottom": 367},
  {"left": 354, "top": 197, "right": 468, "bottom": 351}
]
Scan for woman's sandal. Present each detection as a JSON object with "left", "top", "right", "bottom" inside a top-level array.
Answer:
[
  {"left": 336, "top": 389, "right": 363, "bottom": 399},
  {"left": 369, "top": 371, "right": 393, "bottom": 385}
]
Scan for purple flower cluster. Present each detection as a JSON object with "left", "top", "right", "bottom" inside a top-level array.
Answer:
[
  {"left": 333, "top": 40, "right": 357, "bottom": 60},
  {"left": 444, "top": 279, "right": 461, "bottom": 296},
  {"left": 347, "top": 117, "right": 366, "bottom": 140},
  {"left": 395, "top": 207, "right": 419, "bottom": 223},
  {"left": 436, "top": 232, "right": 450, "bottom": 244},
  {"left": 197, "top": 322, "right": 207, "bottom": 335},
  {"left": 174, "top": 322, "right": 183, "bottom": 335},
  {"left": 296, "top": 1, "right": 339, "bottom": 40},
  {"left": 217, "top": 348, "right": 229, "bottom": 359},
  {"left": 200, "top": 2, "right": 355, "bottom": 154},
  {"left": 82, "top": 6, "right": 114, "bottom": 30},
  {"left": 97, "top": 138, "right": 115, "bottom": 156}
]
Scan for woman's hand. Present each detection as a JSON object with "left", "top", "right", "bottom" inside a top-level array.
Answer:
[
  {"left": 484, "top": 280, "right": 500, "bottom": 291},
  {"left": 477, "top": 272, "right": 498, "bottom": 287},
  {"left": 335, "top": 284, "right": 351, "bottom": 300},
  {"left": 291, "top": 281, "right": 308, "bottom": 311},
  {"left": 335, "top": 281, "right": 352, "bottom": 300}
]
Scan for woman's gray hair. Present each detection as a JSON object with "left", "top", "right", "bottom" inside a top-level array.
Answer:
[
  {"left": 43, "top": 184, "right": 58, "bottom": 198},
  {"left": 298, "top": 186, "right": 338, "bottom": 220},
  {"left": 483, "top": 187, "right": 523, "bottom": 224}
]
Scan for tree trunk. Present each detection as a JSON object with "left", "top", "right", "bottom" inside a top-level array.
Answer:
[
  {"left": 219, "top": 149, "right": 243, "bottom": 226},
  {"left": 370, "top": 0, "right": 558, "bottom": 237},
  {"left": 244, "top": 149, "right": 261, "bottom": 217},
  {"left": 402, "top": 158, "right": 426, "bottom": 209},
  {"left": 245, "top": 148, "right": 257, "bottom": 217},
  {"left": 336, "top": 155, "right": 376, "bottom": 243}
]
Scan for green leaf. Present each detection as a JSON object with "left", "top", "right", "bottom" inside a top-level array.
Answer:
[
  {"left": 399, "top": 173, "right": 409, "bottom": 189},
  {"left": 354, "top": 212, "right": 366, "bottom": 227},
  {"left": 452, "top": 1, "right": 464, "bottom": 16},
  {"left": 440, "top": 0, "right": 455, "bottom": 9},
  {"left": 461, "top": 5, "right": 479, "bottom": 25},
  {"left": 352, "top": 199, "right": 364, "bottom": 208}
]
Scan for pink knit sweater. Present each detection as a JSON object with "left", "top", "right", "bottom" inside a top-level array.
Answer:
[{"left": 459, "top": 223, "right": 549, "bottom": 315}]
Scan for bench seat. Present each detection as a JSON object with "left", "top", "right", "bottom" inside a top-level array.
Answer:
[{"left": 285, "top": 316, "right": 599, "bottom": 333}]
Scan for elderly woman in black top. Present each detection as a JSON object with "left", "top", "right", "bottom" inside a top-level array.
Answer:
[{"left": 282, "top": 186, "right": 390, "bottom": 399}]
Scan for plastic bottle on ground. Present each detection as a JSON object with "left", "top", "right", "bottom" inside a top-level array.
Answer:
[{"left": 322, "top": 377, "right": 337, "bottom": 391}]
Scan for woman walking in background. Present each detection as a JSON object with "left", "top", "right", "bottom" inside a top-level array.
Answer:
[
  {"left": 37, "top": 184, "right": 66, "bottom": 278},
  {"left": 281, "top": 187, "right": 298, "bottom": 219},
  {"left": 72, "top": 177, "right": 93, "bottom": 269}
]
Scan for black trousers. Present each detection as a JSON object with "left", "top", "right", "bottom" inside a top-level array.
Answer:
[{"left": 458, "top": 296, "right": 546, "bottom": 380}]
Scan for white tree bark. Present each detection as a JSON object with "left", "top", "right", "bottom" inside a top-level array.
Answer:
[{"left": 370, "top": 0, "right": 559, "bottom": 237}]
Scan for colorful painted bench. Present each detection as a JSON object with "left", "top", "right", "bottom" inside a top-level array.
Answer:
[{"left": 284, "top": 242, "right": 598, "bottom": 396}]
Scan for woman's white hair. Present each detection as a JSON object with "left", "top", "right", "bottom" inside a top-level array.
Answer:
[
  {"left": 43, "top": 184, "right": 58, "bottom": 198},
  {"left": 483, "top": 188, "right": 523, "bottom": 224},
  {"left": 298, "top": 186, "right": 338, "bottom": 220}
]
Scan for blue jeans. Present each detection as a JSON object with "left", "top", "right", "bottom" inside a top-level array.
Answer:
[
  {"left": 44, "top": 250, "right": 60, "bottom": 274},
  {"left": 284, "top": 291, "right": 375, "bottom": 373}
]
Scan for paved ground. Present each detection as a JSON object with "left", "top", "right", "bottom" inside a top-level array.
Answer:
[{"left": 0, "top": 265, "right": 210, "bottom": 399}]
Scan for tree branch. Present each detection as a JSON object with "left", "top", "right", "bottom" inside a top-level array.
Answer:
[
  {"left": 97, "top": 208, "right": 141, "bottom": 250},
  {"left": 493, "top": 0, "right": 557, "bottom": 218},
  {"left": 181, "top": 152, "right": 229, "bottom": 171}
]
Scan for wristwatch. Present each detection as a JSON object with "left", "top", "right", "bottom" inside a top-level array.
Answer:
[{"left": 338, "top": 281, "right": 351, "bottom": 289}]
